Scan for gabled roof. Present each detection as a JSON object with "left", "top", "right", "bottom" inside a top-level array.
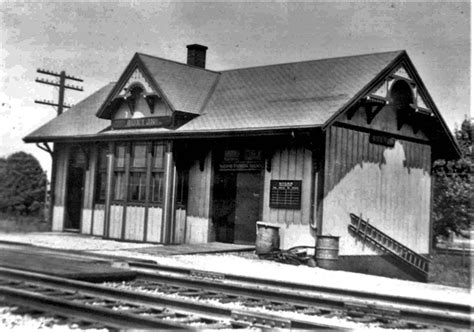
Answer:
[
  {"left": 95, "top": 53, "right": 220, "bottom": 118},
  {"left": 23, "top": 49, "right": 461, "bottom": 158},
  {"left": 179, "top": 51, "right": 403, "bottom": 132}
]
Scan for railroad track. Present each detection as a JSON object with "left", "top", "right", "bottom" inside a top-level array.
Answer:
[
  {"left": 0, "top": 266, "right": 338, "bottom": 330},
  {"left": 125, "top": 261, "right": 473, "bottom": 330}
]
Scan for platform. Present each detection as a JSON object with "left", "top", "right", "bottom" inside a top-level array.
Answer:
[
  {"left": 0, "top": 243, "right": 136, "bottom": 282},
  {"left": 129, "top": 242, "right": 254, "bottom": 256}
]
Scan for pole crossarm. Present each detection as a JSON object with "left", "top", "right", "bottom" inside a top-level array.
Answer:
[
  {"left": 37, "top": 68, "right": 83, "bottom": 82},
  {"left": 34, "top": 68, "right": 83, "bottom": 116}
]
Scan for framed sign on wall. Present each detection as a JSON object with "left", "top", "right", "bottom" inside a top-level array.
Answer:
[{"left": 269, "top": 180, "right": 302, "bottom": 209}]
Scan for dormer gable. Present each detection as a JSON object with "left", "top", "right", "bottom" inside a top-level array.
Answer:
[{"left": 96, "top": 54, "right": 198, "bottom": 130}]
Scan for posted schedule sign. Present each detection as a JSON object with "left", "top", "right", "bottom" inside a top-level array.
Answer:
[{"left": 269, "top": 180, "right": 302, "bottom": 209}]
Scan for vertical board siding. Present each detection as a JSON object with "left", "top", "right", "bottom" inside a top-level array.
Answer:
[
  {"left": 52, "top": 144, "right": 69, "bottom": 231},
  {"left": 262, "top": 146, "right": 313, "bottom": 225},
  {"left": 322, "top": 126, "right": 431, "bottom": 255},
  {"left": 147, "top": 207, "right": 163, "bottom": 242},
  {"left": 52, "top": 206, "right": 64, "bottom": 231},
  {"left": 125, "top": 205, "right": 145, "bottom": 241},
  {"left": 108, "top": 204, "right": 123, "bottom": 239},
  {"left": 81, "top": 209, "right": 92, "bottom": 234},
  {"left": 92, "top": 204, "right": 105, "bottom": 236},
  {"left": 185, "top": 151, "right": 212, "bottom": 243},
  {"left": 174, "top": 208, "right": 187, "bottom": 243},
  {"left": 81, "top": 146, "right": 97, "bottom": 234}
]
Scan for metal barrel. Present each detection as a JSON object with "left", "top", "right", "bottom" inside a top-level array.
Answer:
[
  {"left": 256, "top": 222, "right": 280, "bottom": 255},
  {"left": 315, "top": 235, "right": 339, "bottom": 270}
]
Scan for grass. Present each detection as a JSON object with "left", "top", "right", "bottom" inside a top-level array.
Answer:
[
  {"left": 0, "top": 212, "right": 50, "bottom": 233},
  {"left": 428, "top": 251, "right": 471, "bottom": 289}
]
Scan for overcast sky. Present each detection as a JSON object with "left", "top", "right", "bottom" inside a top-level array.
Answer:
[{"left": 0, "top": 1, "right": 470, "bottom": 177}]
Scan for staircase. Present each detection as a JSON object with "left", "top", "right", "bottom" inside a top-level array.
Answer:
[{"left": 348, "top": 213, "right": 430, "bottom": 276}]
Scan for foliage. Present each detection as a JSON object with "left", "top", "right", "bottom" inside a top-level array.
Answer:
[
  {"left": 432, "top": 119, "right": 473, "bottom": 240},
  {"left": 0, "top": 152, "right": 47, "bottom": 215}
]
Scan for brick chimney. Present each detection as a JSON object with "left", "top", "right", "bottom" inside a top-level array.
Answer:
[{"left": 186, "top": 44, "right": 208, "bottom": 68}]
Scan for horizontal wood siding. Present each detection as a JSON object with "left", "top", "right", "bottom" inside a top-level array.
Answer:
[
  {"left": 124, "top": 205, "right": 145, "bottom": 241},
  {"left": 108, "top": 204, "right": 123, "bottom": 239},
  {"left": 147, "top": 207, "right": 163, "bottom": 242},
  {"left": 92, "top": 204, "right": 105, "bottom": 236},
  {"left": 322, "top": 126, "right": 431, "bottom": 255},
  {"left": 262, "top": 146, "right": 313, "bottom": 225}
]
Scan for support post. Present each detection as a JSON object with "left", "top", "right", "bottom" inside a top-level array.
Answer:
[
  {"left": 103, "top": 142, "right": 114, "bottom": 238},
  {"left": 162, "top": 142, "right": 176, "bottom": 244}
]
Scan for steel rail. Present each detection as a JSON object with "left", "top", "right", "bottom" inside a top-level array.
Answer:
[
  {"left": 129, "top": 261, "right": 473, "bottom": 329},
  {"left": 0, "top": 267, "right": 336, "bottom": 330}
]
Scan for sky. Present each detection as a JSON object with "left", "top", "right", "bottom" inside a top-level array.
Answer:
[{"left": 0, "top": 1, "right": 470, "bottom": 179}]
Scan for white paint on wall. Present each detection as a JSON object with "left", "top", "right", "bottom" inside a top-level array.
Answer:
[
  {"left": 323, "top": 141, "right": 431, "bottom": 255},
  {"left": 109, "top": 204, "right": 123, "bottom": 239},
  {"left": 278, "top": 223, "right": 317, "bottom": 250},
  {"left": 92, "top": 204, "right": 105, "bottom": 236},
  {"left": 81, "top": 208, "right": 92, "bottom": 234},
  {"left": 52, "top": 206, "right": 64, "bottom": 231},
  {"left": 147, "top": 207, "right": 162, "bottom": 242},
  {"left": 185, "top": 216, "right": 210, "bottom": 243}
]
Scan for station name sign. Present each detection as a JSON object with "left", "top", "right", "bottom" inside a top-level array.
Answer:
[
  {"left": 270, "top": 180, "right": 302, "bottom": 209},
  {"left": 369, "top": 133, "right": 395, "bottom": 147},
  {"left": 112, "top": 116, "right": 172, "bottom": 130}
]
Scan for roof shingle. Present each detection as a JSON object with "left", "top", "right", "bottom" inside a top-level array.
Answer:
[{"left": 24, "top": 50, "right": 403, "bottom": 141}]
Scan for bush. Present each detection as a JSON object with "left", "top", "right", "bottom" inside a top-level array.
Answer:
[
  {"left": 0, "top": 152, "right": 47, "bottom": 215},
  {"left": 432, "top": 119, "right": 473, "bottom": 240}
]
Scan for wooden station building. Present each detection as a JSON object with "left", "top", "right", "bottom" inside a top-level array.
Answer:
[{"left": 25, "top": 45, "right": 459, "bottom": 280}]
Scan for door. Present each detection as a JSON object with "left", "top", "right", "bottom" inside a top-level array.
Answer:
[
  {"left": 65, "top": 148, "right": 86, "bottom": 231},
  {"left": 234, "top": 172, "right": 262, "bottom": 244},
  {"left": 213, "top": 172, "right": 236, "bottom": 243},
  {"left": 212, "top": 171, "right": 262, "bottom": 244}
]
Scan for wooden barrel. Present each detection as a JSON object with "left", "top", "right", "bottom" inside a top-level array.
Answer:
[
  {"left": 256, "top": 222, "right": 280, "bottom": 255},
  {"left": 315, "top": 235, "right": 339, "bottom": 270}
]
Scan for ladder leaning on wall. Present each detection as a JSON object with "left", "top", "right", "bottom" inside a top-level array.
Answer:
[{"left": 348, "top": 213, "right": 430, "bottom": 276}]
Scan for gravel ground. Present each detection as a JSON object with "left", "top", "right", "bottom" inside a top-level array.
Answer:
[
  {"left": 0, "top": 306, "right": 106, "bottom": 331},
  {"left": 0, "top": 231, "right": 470, "bottom": 330}
]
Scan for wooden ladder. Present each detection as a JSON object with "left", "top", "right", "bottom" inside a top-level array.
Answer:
[{"left": 348, "top": 213, "right": 430, "bottom": 276}]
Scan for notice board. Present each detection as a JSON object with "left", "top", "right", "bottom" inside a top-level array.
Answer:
[{"left": 269, "top": 180, "right": 302, "bottom": 209}]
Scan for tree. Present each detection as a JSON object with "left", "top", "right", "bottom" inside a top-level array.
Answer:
[
  {"left": 0, "top": 152, "right": 46, "bottom": 215},
  {"left": 432, "top": 119, "right": 473, "bottom": 240}
]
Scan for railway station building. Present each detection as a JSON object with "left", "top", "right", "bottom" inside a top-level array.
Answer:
[{"left": 25, "top": 45, "right": 460, "bottom": 280}]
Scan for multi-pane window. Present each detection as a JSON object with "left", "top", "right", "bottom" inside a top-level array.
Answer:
[
  {"left": 95, "top": 145, "right": 108, "bottom": 203},
  {"left": 95, "top": 141, "right": 180, "bottom": 206},
  {"left": 151, "top": 144, "right": 165, "bottom": 203},
  {"left": 113, "top": 144, "right": 127, "bottom": 201},
  {"left": 129, "top": 143, "right": 147, "bottom": 202}
]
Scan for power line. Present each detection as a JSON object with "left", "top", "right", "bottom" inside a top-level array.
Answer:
[{"left": 34, "top": 69, "right": 83, "bottom": 116}]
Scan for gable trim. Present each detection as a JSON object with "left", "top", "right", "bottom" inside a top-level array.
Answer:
[
  {"left": 323, "top": 51, "right": 461, "bottom": 159},
  {"left": 96, "top": 53, "right": 176, "bottom": 119}
]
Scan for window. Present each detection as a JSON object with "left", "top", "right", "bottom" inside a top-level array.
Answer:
[
  {"left": 113, "top": 144, "right": 127, "bottom": 201},
  {"left": 151, "top": 143, "right": 165, "bottom": 203},
  {"left": 129, "top": 143, "right": 147, "bottom": 202},
  {"left": 95, "top": 144, "right": 108, "bottom": 203}
]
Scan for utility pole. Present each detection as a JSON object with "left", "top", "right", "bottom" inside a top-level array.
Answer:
[
  {"left": 34, "top": 68, "right": 83, "bottom": 226},
  {"left": 34, "top": 69, "right": 83, "bottom": 116}
]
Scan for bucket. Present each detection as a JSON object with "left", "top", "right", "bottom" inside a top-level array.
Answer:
[
  {"left": 315, "top": 235, "right": 339, "bottom": 270},
  {"left": 256, "top": 222, "right": 280, "bottom": 255}
]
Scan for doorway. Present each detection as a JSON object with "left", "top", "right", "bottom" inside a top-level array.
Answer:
[
  {"left": 65, "top": 148, "right": 86, "bottom": 231},
  {"left": 212, "top": 171, "right": 263, "bottom": 244}
]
